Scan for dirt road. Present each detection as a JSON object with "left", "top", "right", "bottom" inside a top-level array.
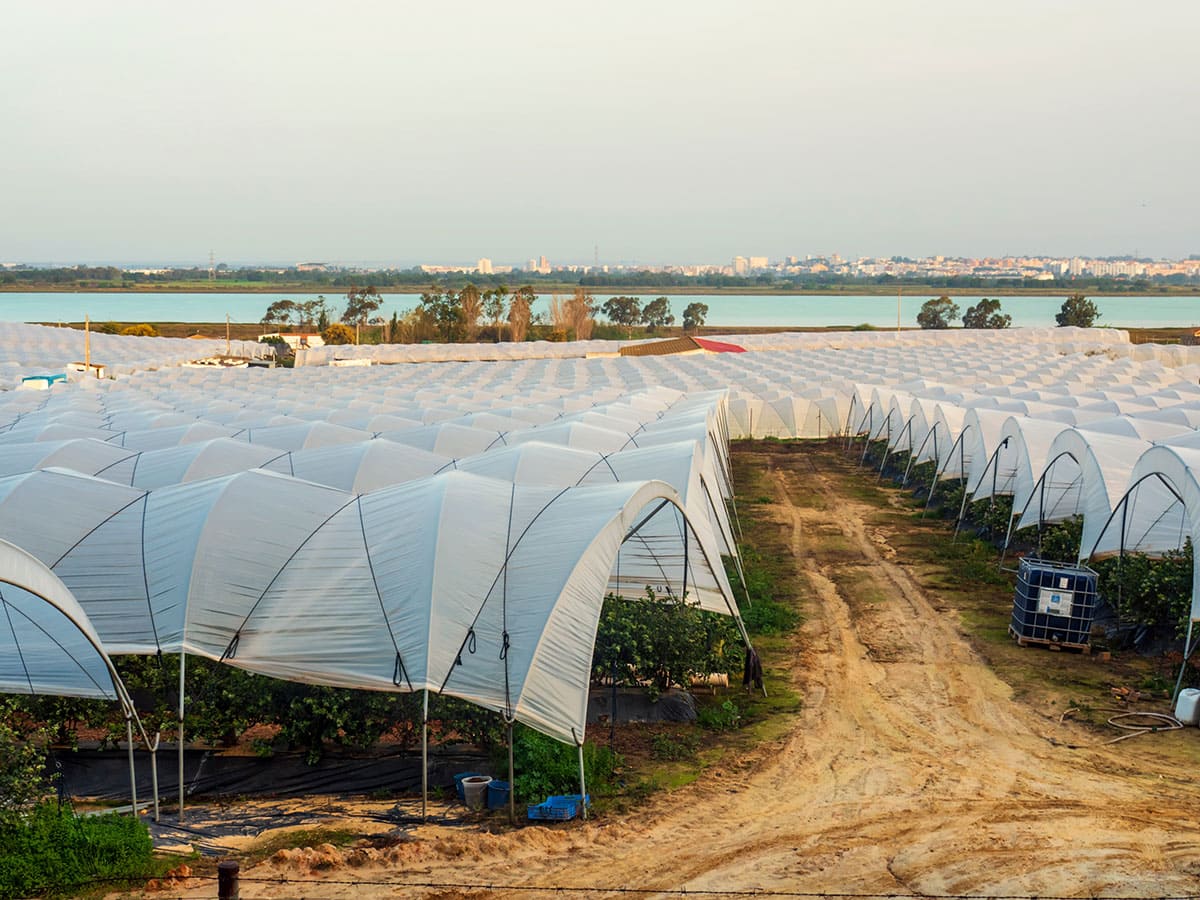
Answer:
[{"left": 167, "top": 446, "right": 1200, "bottom": 898}]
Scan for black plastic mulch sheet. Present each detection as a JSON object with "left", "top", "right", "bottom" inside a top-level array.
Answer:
[{"left": 55, "top": 748, "right": 488, "bottom": 801}]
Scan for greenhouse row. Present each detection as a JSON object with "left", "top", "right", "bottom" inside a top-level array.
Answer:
[{"left": 5, "top": 321, "right": 1200, "bottom": 764}]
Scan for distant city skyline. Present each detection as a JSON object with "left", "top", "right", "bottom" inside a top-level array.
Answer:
[
  {"left": 7, "top": 251, "right": 1200, "bottom": 282},
  {"left": 2, "top": 2, "right": 1197, "bottom": 263},
  {"left": 5, "top": 246, "right": 1200, "bottom": 272}
]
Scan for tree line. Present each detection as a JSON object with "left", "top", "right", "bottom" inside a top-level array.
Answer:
[
  {"left": 916, "top": 293, "right": 1101, "bottom": 329},
  {"left": 262, "top": 285, "right": 711, "bottom": 346}
]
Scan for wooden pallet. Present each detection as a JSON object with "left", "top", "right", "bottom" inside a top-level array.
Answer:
[{"left": 1009, "top": 625, "right": 1091, "bottom": 654}]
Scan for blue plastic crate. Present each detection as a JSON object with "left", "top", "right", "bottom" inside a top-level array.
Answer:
[
  {"left": 526, "top": 793, "right": 590, "bottom": 821},
  {"left": 528, "top": 800, "right": 575, "bottom": 821}
]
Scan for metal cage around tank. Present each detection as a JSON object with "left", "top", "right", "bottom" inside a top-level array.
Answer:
[{"left": 1010, "top": 557, "right": 1098, "bottom": 651}]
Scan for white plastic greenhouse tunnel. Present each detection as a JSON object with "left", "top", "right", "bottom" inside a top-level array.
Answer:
[
  {"left": 13, "top": 321, "right": 1200, "bottom": 827},
  {"left": 1005, "top": 428, "right": 1151, "bottom": 560},
  {"left": 0, "top": 538, "right": 158, "bottom": 820},
  {"left": 1084, "top": 444, "right": 1200, "bottom": 705},
  {"left": 0, "top": 462, "right": 749, "bottom": 822}
]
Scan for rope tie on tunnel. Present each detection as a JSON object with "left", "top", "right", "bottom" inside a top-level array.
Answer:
[
  {"left": 454, "top": 628, "right": 477, "bottom": 667},
  {"left": 441, "top": 485, "right": 571, "bottom": 699},
  {"left": 392, "top": 652, "right": 413, "bottom": 691},
  {"left": 221, "top": 495, "right": 361, "bottom": 665}
]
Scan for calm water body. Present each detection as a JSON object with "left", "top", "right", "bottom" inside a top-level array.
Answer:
[{"left": 2, "top": 292, "right": 1199, "bottom": 330}]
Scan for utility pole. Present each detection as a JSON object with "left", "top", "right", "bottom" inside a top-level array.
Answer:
[
  {"left": 897, "top": 287, "right": 902, "bottom": 334},
  {"left": 208, "top": 250, "right": 215, "bottom": 283}
]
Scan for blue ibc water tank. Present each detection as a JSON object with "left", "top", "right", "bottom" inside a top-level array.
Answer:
[{"left": 1010, "top": 557, "right": 1098, "bottom": 647}]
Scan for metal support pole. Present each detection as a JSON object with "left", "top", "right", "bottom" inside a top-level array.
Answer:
[
  {"left": 881, "top": 418, "right": 908, "bottom": 482},
  {"left": 1037, "top": 473, "right": 1047, "bottom": 556},
  {"left": 990, "top": 446, "right": 1001, "bottom": 526},
  {"left": 922, "top": 476, "right": 938, "bottom": 517},
  {"left": 858, "top": 417, "right": 873, "bottom": 466},
  {"left": 178, "top": 651, "right": 186, "bottom": 823},
  {"left": 926, "top": 434, "right": 955, "bottom": 518},
  {"left": 150, "top": 737, "right": 160, "bottom": 823},
  {"left": 954, "top": 474, "right": 972, "bottom": 538},
  {"left": 610, "top": 660, "right": 618, "bottom": 748},
  {"left": 125, "top": 716, "right": 138, "bottom": 818},
  {"left": 951, "top": 437, "right": 968, "bottom": 536},
  {"left": 682, "top": 516, "right": 689, "bottom": 600},
  {"left": 999, "top": 506, "right": 1017, "bottom": 571},
  {"left": 507, "top": 722, "right": 515, "bottom": 826},
  {"left": 577, "top": 740, "right": 588, "bottom": 821},
  {"left": 421, "top": 689, "right": 429, "bottom": 820}
]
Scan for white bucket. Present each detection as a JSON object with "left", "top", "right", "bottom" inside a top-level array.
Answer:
[{"left": 462, "top": 775, "right": 493, "bottom": 810}]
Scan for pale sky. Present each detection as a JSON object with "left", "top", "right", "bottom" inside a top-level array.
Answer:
[{"left": 3, "top": 1, "right": 1198, "bottom": 266}]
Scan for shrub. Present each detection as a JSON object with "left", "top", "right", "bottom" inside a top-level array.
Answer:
[
  {"left": 740, "top": 598, "right": 799, "bottom": 635},
  {"left": 650, "top": 731, "right": 699, "bottom": 761},
  {"left": 592, "top": 588, "right": 742, "bottom": 699},
  {"left": 1094, "top": 541, "right": 1193, "bottom": 636},
  {"left": 107, "top": 656, "right": 423, "bottom": 762},
  {"left": 1035, "top": 516, "right": 1084, "bottom": 564},
  {"left": 429, "top": 697, "right": 505, "bottom": 752},
  {"left": 10, "top": 693, "right": 115, "bottom": 750},
  {"left": 697, "top": 698, "right": 742, "bottom": 731},
  {"left": 906, "top": 460, "right": 936, "bottom": 489},
  {"left": 265, "top": 683, "right": 422, "bottom": 765},
  {"left": 0, "top": 804, "right": 155, "bottom": 899},
  {"left": 322, "top": 322, "right": 355, "bottom": 345},
  {"left": 0, "top": 701, "right": 54, "bottom": 815},
  {"left": 962, "top": 495, "right": 1013, "bottom": 537},
  {"left": 935, "top": 481, "right": 966, "bottom": 518},
  {"left": 119, "top": 323, "right": 158, "bottom": 337},
  {"left": 505, "top": 726, "right": 620, "bottom": 804}
]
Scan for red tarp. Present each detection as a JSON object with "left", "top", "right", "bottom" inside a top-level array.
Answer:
[{"left": 693, "top": 337, "right": 746, "bottom": 353}]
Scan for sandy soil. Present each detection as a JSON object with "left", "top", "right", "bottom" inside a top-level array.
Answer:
[{"left": 153, "top": 447, "right": 1200, "bottom": 899}]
